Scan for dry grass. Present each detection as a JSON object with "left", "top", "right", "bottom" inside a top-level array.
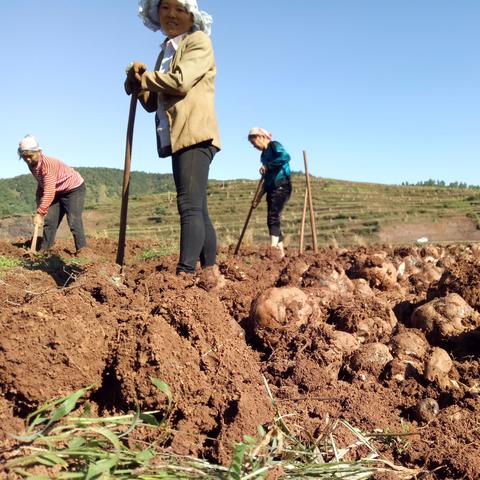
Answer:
[{"left": 5, "top": 379, "right": 423, "bottom": 479}]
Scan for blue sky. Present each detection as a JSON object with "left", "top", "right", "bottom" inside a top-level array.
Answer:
[{"left": 1, "top": 1, "right": 479, "bottom": 185}]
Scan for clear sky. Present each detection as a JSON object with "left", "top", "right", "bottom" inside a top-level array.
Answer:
[{"left": 1, "top": 1, "right": 479, "bottom": 185}]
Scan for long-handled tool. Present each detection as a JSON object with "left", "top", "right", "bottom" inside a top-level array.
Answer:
[
  {"left": 303, "top": 150, "right": 318, "bottom": 253},
  {"left": 116, "top": 90, "right": 138, "bottom": 266},
  {"left": 234, "top": 177, "right": 265, "bottom": 255},
  {"left": 299, "top": 187, "right": 308, "bottom": 253},
  {"left": 30, "top": 223, "right": 40, "bottom": 253}
]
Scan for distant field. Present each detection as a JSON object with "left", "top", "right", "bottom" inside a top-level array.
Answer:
[
  {"left": 74, "top": 175, "right": 480, "bottom": 249},
  {"left": 3, "top": 175, "right": 480, "bottom": 250}
]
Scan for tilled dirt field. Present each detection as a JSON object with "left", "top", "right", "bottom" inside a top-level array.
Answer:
[{"left": 0, "top": 238, "right": 479, "bottom": 479}]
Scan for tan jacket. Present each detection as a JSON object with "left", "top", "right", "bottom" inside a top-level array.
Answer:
[{"left": 139, "top": 31, "right": 221, "bottom": 157}]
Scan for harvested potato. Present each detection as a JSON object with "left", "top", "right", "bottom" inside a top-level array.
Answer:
[
  {"left": 277, "top": 259, "right": 310, "bottom": 287},
  {"left": 250, "top": 287, "right": 316, "bottom": 345},
  {"left": 390, "top": 330, "right": 428, "bottom": 361},
  {"left": 436, "top": 254, "right": 456, "bottom": 269},
  {"left": 330, "top": 296, "right": 397, "bottom": 343},
  {"left": 389, "top": 358, "right": 421, "bottom": 382},
  {"left": 351, "top": 279, "right": 373, "bottom": 297},
  {"left": 329, "top": 330, "right": 360, "bottom": 356},
  {"left": 424, "top": 347, "right": 453, "bottom": 383},
  {"left": 421, "top": 263, "right": 443, "bottom": 283},
  {"left": 387, "top": 329, "right": 428, "bottom": 382},
  {"left": 349, "top": 342, "right": 393, "bottom": 377},
  {"left": 306, "top": 328, "right": 360, "bottom": 382},
  {"left": 411, "top": 293, "right": 480, "bottom": 343},
  {"left": 395, "top": 255, "right": 421, "bottom": 280},
  {"left": 302, "top": 264, "right": 353, "bottom": 294},
  {"left": 349, "top": 253, "right": 398, "bottom": 290},
  {"left": 420, "top": 245, "right": 444, "bottom": 260},
  {"left": 300, "top": 263, "right": 355, "bottom": 308}
]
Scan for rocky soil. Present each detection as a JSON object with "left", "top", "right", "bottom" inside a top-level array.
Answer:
[{"left": 0, "top": 238, "right": 479, "bottom": 479}]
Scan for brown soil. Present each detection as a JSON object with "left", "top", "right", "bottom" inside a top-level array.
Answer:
[{"left": 1, "top": 238, "right": 479, "bottom": 479}]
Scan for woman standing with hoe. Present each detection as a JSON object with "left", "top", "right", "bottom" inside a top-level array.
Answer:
[
  {"left": 248, "top": 127, "right": 292, "bottom": 258},
  {"left": 125, "top": 0, "right": 223, "bottom": 290}
]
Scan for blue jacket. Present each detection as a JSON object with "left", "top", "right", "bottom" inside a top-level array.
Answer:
[{"left": 261, "top": 141, "right": 291, "bottom": 191}]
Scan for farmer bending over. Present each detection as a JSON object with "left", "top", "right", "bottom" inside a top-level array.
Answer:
[
  {"left": 125, "top": 0, "right": 223, "bottom": 289},
  {"left": 18, "top": 135, "right": 87, "bottom": 254},
  {"left": 248, "top": 128, "right": 292, "bottom": 258}
]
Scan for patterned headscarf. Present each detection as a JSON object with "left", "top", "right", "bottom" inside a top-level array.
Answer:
[
  {"left": 18, "top": 134, "right": 41, "bottom": 153},
  {"left": 138, "top": 0, "right": 213, "bottom": 36},
  {"left": 248, "top": 127, "right": 273, "bottom": 141}
]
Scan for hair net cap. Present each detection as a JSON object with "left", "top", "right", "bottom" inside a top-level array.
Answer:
[
  {"left": 138, "top": 0, "right": 213, "bottom": 36},
  {"left": 19, "top": 134, "right": 41, "bottom": 153},
  {"left": 248, "top": 128, "right": 273, "bottom": 140}
]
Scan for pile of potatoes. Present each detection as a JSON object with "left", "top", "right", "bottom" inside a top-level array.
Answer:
[{"left": 249, "top": 247, "right": 480, "bottom": 410}]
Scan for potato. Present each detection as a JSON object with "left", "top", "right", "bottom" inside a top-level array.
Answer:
[
  {"left": 421, "top": 263, "right": 443, "bottom": 283},
  {"left": 351, "top": 279, "right": 374, "bottom": 297},
  {"left": 350, "top": 254, "right": 398, "bottom": 290},
  {"left": 390, "top": 330, "right": 428, "bottom": 360},
  {"left": 389, "top": 358, "right": 421, "bottom": 382},
  {"left": 349, "top": 342, "right": 393, "bottom": 377},
  {"left": 424, "top": 347, "right": 452, "bottom": 383},
  {"left": 411, "top": 293, "right": 480, "bottom": 342},
  {"left": 250, "top": 287, "right": 316, "bottom": 345},
  {"left": 420, "top": 245, "right": 443, "bottom": 259},
  {"left": 302, "top": 264, "right": 354, "bottom": 294},
  {"left": 277, "top": 259, "right": 309, "bottom": 287},
  {"left": 395, "top": 255, "right": 421, "bottom": 280},
  {"left": 329, "top": 330, "right": 360, "bottom": 356},
  {"left": 330, "top": 296, "right": 397, "bottom": 343},
  {"left": 436, "top": 254, "right": 456, "bottom": 269}
]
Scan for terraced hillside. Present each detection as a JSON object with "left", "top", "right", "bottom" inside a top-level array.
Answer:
[
  {"left": 100, "top": 175, "right": 480, "bottom": 248},
  {"left": 3, "top": 175, "right": 480, "bottom": 250}
]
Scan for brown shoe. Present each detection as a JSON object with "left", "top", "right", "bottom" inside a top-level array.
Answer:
[{"left": 196, "top": 265, "right": 226, "bottom": 292}]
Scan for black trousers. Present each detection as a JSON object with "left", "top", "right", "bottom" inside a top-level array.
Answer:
[
  {"left": 42, "top": 182, "right": 87, "bottom": 251},
  {"left": 172, "top": 142, "right": 218, "bottom": 274},
  {"left": 266, "top": 179, "right": 292, "bottom": 241}
]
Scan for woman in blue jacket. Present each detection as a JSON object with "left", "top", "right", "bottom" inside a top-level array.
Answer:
[{"left": 248, "top": 127, "right": 292, "bottom": 258}]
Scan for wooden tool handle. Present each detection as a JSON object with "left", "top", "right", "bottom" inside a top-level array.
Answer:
[{"left": 30, "top": 223, "right": 39, "bottom": 253}]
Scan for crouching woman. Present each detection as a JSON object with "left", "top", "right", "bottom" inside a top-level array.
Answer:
[{"left": 18, "top": 134, "right": 87, "bottom": 254}]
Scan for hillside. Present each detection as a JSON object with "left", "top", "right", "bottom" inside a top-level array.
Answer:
[
  {"left": 2, "top": 170, "right": 480, "bottom": 249},
  {"left": 0, "top": 168, "right": 174, "bottom": 217}
]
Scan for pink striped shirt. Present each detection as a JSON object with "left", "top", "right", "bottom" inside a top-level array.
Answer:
[{"left": 29, "top": 155, "right": 84, "bottom": 215}]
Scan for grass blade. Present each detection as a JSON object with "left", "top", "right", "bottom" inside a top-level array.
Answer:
[
  {"left": 150, "top": 377, "right": 173, "bottom": 408},
  {"left": 85, "top": 454, "right": 120, "bottom": 479}
]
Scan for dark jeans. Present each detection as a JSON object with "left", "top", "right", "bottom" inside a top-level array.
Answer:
[
  {"left": 266, "top": 179, "right": 292, "bottom": 241},
  {"left": 42, "top": 182, "right": 87, "bottom": 251},
  {"left": 172, "top": 142, "right": 218, "bottom": 274}
]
